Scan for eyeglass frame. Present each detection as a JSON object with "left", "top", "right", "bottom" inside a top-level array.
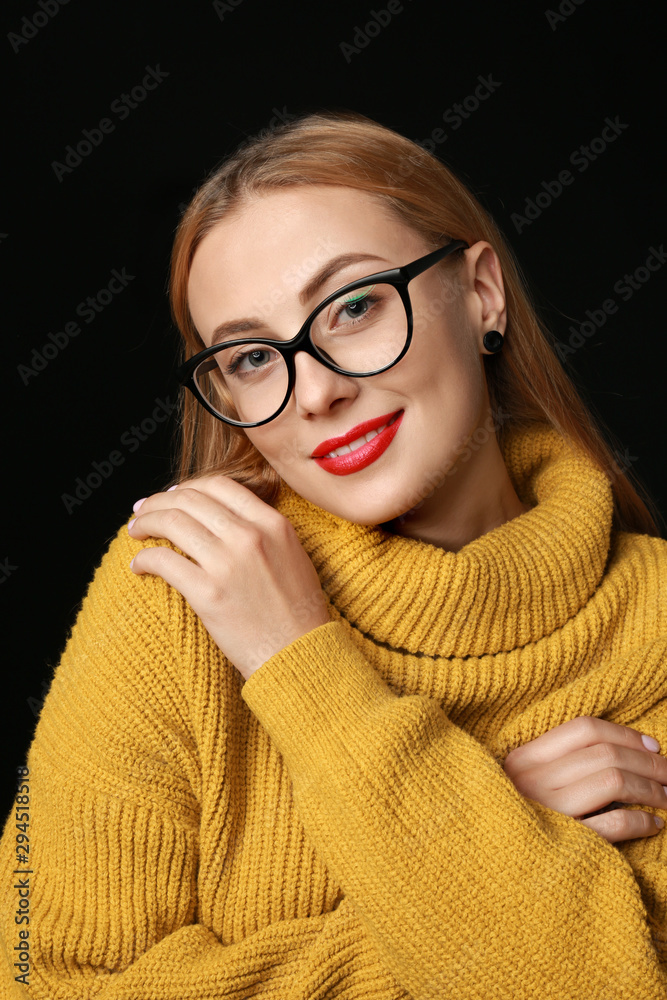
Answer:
[{"left": 176, "top": 238, "right": 469, "bottom": 428}]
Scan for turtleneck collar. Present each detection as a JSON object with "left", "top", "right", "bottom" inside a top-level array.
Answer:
[{"left": 273, "top": 422, "right": 614, "bottom": 660}]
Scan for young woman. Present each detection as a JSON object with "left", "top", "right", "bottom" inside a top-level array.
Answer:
[{"left": 2, "top": 110, "right": 667, "bottom": 999}]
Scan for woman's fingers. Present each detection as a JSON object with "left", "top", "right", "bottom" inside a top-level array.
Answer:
[
  {"left": 130, "top": 504, "right": 224, "bottom": 569},
  {"left": 502, "top": 717, "right": 667, "bottom": 844},
  {"left": 133, "top": 482, "right": 251, "bottom": 533},
  {"left": 130, "top": 544, "right": 205, "bottom": 597},
  {"left": 128, "top": 480, "right": 280, "bottom": 571},
  {"left": 507, "top": 742, "right": 667, "bottom": 804},
  {"left": 523, "top": 758, "right": 667, "bottom": 818},
  {"left": 163, "top": 475, "right": 275, "bottom": 525},
  {"left": 504, "top": 716, "right": 659, "bottom": 773},
  {"left": 578, "top": 807, "right": 664, "bottom": 845},
  {"left": 506, "top": 722, "right": 667, "bottom": 817}
]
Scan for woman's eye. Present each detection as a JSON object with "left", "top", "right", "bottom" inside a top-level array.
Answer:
[
  {"left": 246, "top": 349, "right": 269, "bottom": 366},
  {"left": 225, "top": 348, "right": 272, "bottom": 375},
  {"left": 342, "top": 298, "right": 368, "bottom": 318},
  {"left": 336, "top": 288, "right": 375, "bottom": 322}
]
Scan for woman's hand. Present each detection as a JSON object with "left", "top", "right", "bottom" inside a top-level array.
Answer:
[
  {"left": 127, "top": 476, "right": 330, "bottom": 681},
  {"left": 502, "top": 716, "right": 667, "bottom": 844}
]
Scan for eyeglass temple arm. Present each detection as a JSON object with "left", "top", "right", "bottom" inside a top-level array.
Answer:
[{"left": 401, "top": 239, "right": 469, "bottom": 281}]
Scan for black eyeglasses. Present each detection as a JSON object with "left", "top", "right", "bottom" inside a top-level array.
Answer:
[{"left": 176, "top": 238, "right": 468, "bottom": 427}]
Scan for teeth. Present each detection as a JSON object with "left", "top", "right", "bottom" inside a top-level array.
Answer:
[{"left": 324, "top": 416, "right": 399, "bottom": 459}]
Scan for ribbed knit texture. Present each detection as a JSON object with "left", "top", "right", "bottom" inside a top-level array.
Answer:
[{"left": 2, "top": 420, "right": 667, "bottom": 999}]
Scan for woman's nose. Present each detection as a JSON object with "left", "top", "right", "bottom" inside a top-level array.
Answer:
[{"left": 291, "top": 348, "right": 358, "bottom": 417}]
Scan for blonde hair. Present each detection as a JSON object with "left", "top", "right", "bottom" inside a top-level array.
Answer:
[{"left": 168, "top": 109, "right": 662, "bottom": 537}]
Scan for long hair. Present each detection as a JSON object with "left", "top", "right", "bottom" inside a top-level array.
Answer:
[{"left": 168, "top": 109, "right": 663, "bottom": 537}]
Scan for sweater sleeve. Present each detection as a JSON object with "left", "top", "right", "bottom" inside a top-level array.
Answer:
[
  {"left": 240, "top": 620, "right": 667, "bottom": 1000},
  {"left": 0, "top": 525, "right": 408, "bottom": 1000}
]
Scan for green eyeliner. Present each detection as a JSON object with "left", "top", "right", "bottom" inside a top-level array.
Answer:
[{"left": 341, "top": 284, "right": 375, "bottom": 303}]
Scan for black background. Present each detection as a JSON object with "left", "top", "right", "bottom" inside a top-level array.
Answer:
[{"left": 3, "top": 0, "right": 666, "bottom": 820}]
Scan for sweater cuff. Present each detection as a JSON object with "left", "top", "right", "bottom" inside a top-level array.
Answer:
[{"left": 240, "top": 620, "right": 396, "bottom": 761}]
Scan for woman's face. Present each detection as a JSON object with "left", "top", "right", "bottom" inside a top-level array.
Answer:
[{"left": 187, "top": 184, "right": 507, "bottom": 529}]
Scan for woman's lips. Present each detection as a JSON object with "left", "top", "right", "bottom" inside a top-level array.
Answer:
[
  {"left": 311, "top": 408, "right": 403, "bottom": 458},
  {"left": 312, "top": 410, "right": 404, "bottom": 475}
]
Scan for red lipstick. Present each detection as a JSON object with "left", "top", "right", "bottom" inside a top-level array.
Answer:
[
  {"left": 311, "top": 409, "right": 403, "bottom": 458},
  {"left": 311, "top": 410, "right": 404, "bottom": 476}
]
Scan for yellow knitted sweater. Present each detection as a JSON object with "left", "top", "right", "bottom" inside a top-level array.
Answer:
[{"left": 2, "top": 421, "right": 667, "bottom": 999}]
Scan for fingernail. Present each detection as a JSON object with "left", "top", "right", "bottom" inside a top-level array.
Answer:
[
  {"left": 642, "top": 734, "right": 661, "bottom": 752},
  {"left": 655, "top": 816, "right": 665, "bottom": 828},
  {"left": 128, "top": 519, "right": 136, "bottom": 531},
  {"left": 167, "top": 485, "right": 179, "bottom": 492},
  {"left": 133, "top": 497, "right": 147, "bottom": 513}
]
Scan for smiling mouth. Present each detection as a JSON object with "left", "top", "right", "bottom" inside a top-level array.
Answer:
[{"left": 321, "top": 411, "right": 402, "bottom": 459}]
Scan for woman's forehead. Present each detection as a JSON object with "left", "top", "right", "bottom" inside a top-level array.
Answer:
[{"left": 191, "top": 186, "right": 420, "bottom": 277}]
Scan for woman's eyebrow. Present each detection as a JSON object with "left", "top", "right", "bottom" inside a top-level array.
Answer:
[
  {"left": 208, "top": 253, "right": 391, "bottom": 345},
  {"left": 297, "top": 252, "right": 390, "bottom": 305}
]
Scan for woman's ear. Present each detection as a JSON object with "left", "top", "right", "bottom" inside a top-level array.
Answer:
[{"left": 461, "top": 241, "right": 507, "bottom": 343}]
